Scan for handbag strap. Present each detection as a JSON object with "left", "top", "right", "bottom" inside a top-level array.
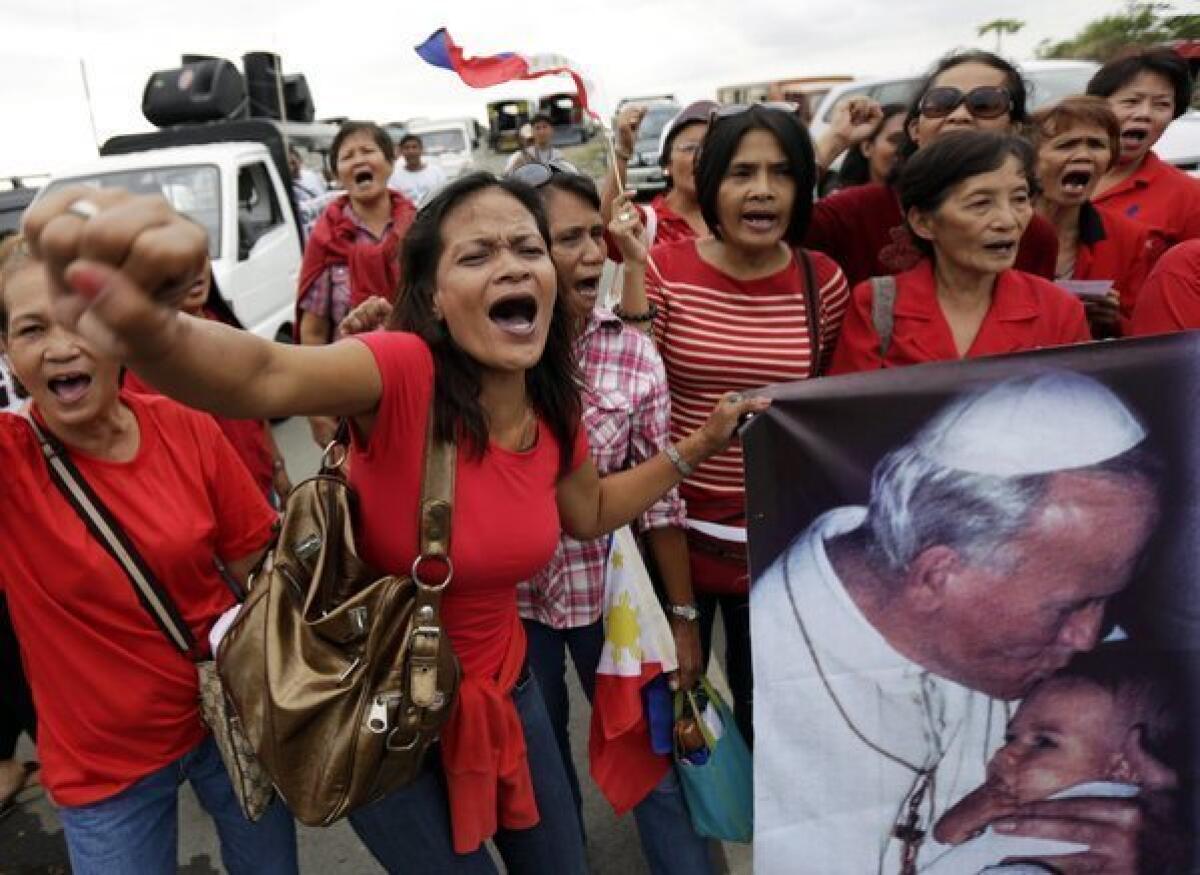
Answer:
[
  {"left": 24, "top": 414, "right": 198, "bottom": 657},
  {"left": 796, "top": 247, "right": 823, "bottom": 379},
  {"left": 870, "top": 275, "right": 898, "bottom": 361}
]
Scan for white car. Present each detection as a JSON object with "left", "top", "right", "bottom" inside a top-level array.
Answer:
[
  {"left": 406, "top": 119, "right": 481, "bottom": 181},
  {"left": 1156, "top": 110, "right": 1200, "bottom": 177}
]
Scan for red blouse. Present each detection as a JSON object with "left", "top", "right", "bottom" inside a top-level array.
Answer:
[
  {"left": 1092, "top": 152, "right": 1200, "bottom": 248},
  {"left": 1130, "top": 240, "right": 1200, "bottom": 336},
  {"left": 829, "top": 260, "right": 1092, "bottom": 373}
]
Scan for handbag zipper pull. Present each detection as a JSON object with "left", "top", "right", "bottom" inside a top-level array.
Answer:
[{"left": 367, "top": 692, "right": 402, "bottom": 734}]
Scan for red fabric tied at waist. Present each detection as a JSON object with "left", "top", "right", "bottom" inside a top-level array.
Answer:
[{"left": 440, "top": 613, "right": 539, "bottom": 854}]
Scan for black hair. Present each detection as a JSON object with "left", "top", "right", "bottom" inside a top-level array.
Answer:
[
  {"left": 203, "top": 272, "right": 245, "bottom": 330},
  {"left": 894, "top": 50, "right": 1029, "bottom": 174},
  {"left": 541, "top": 172, "right": 601, "bottom": 211},
  {"left": 399, "top": 133, "right": 423, "bottom": 148},
  {"left": 1086, "top": 47, "right": 1194, "bottom": 120},
  {"left": 836, "top": 103, "right": 908, "bottom": 189},
  {"left": 695, "top": 105, "right": 816, "bottom": 246},
  {"left": 898, "top": 130, "right": 1036, "bottom": 256},
  {"left": 329, "top": 121, "right": 395, "bottom": 177},
  {"left": 387, "top": 172, "right": 581, "bottom": 473},
  {"left": 531, "top": 113, "right": 553, "bottom": 127}
]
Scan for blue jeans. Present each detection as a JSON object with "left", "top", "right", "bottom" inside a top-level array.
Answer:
[
  {"left": 524, "top": 618, "right": 714, "bottom": 875},
  {"left": 57, "top": 735, "right": 297, "bottom": 875},
  {"left": 349, "top": 670, "right": 586, "bottom": 875}
]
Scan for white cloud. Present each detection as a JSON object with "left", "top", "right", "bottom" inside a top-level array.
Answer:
[{"left": 0, "top": 0, "right": 1135, "bottom": 176}]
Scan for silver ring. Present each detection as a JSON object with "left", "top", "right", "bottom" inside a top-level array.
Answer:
[
  {"left": 619, "top": 210, "right": 635, "bottom": 222},
  {"left": 67, "top": 199, "right": 99, "bottom": 221}
]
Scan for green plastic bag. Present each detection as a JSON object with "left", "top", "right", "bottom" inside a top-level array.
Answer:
[{"left": 673, "top": 677, "right": 753, "bottom": 843}]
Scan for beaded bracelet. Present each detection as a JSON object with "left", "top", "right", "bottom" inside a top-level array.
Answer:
[{"left": 613, "top": 303, "right": 658, "bottom": 323}]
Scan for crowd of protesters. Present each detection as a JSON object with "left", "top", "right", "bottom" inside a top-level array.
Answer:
[{"left": 1, "top": 40, "right": 1199, "bottom": 875}]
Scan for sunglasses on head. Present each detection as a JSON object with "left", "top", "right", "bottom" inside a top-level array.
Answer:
[
  {"left": 509, "top": 159, "right": 581, "bottom": 188},
  {"left": 919, "top": 85, "right": 1013, "bottom": 120},
  {"left": 711, "top": 101, "right": 800, "bottom": 122}
]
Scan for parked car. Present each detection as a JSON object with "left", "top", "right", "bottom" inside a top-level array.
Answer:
[
  {"left": 487, "top": 99, "right": 537, "bottom": 153},
  {"left": 1156, "top": 109, "right": 1200, "bottom": 177},
  {"left": 40, "top": 119, "right": 304, "bottom": 344},
  {"left": 0, "top": 183, "right": 40, "bottom": 240},
  {"left": 538, "top": 92, "right": 595, "bottom": 146},
  {"left": 624, "top": 100, "right": 682, "bottom": 198},
  {"left": 405, "top": 118, "right": 480, "bottom": 180}
]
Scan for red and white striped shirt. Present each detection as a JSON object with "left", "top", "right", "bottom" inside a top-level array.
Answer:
[{"left": 645, "top": 240, "right": 849, "bottom": 525}]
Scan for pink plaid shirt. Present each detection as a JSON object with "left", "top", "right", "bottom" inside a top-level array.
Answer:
[{"left": 517, "top": 308, "right": 686, "bottom": 629}]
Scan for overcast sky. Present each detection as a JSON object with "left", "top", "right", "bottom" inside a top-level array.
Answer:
[{"left": 0, "top": 0, "right": 1173, "bottom": 177}]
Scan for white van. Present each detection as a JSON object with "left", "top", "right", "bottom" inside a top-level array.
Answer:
[{"left": 405, "top": 118, "right": 481, "bottom": 180}]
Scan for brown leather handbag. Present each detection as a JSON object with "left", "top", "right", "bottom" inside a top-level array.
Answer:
[{"left": 217, "top": 415, "right": 461, "bottom": 826}]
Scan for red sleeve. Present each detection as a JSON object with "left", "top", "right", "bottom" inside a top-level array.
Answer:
[
  {"left": 828, "top": 279, "right": 883, "bottom": 375},
  {"left": 644, "top": 248, "right": 670, "bottom": 346},
  {"left": 1016, "top": 214, "right": 1059, "bottom": 280},
  {"left": 194, "top": 411, "right": 276, "bottom": 561},
  {"left": 1115, "top": 222, "right": 1156, "bottom": 334},
  {"left": 1055, "top": 289, "right": 1093, "bottom": 345},
  {"left": 1130, "top": 242, "right": 1200, "bottom": 336},
  {"left": 805, "top": 192, "right": 856, "bottom": 278},
  {"left": 352, "top": 331, "right": 432, "bottom": 420}
]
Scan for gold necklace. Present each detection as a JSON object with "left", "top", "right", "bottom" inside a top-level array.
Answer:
[{"left": 781, "top": 554, "right": 965, "bottom": 874}]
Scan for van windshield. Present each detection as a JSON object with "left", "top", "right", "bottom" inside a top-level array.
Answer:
[
  {"left": 45, "top": 164, "right": 222, "bottom": 258},
  {"left": 639, "top": 106, "right": 680, "bottom": 143},
  {"left": 418, "top": 130, "right": 468, "bottom": 155}
]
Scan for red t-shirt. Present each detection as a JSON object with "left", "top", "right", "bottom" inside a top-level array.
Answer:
[
  {"left": 0, "top": 393, "right": 275, "bottom": 806},
  {"left": 1092, "top": 152, "right": 1200, "bottom": 248},
  {"left": 645, "top": 240, "right": 849, "bottom": 527},
  {"left": 123, "top": 370, "right": 275, "bottom": 499},
  {"left": 805, "top": 182, "right": 1060, "bottom": 287},
  {"left": 1130, "top": 240, "right": 1200, "bottom": 336},
  {"left": 829, "top": 260, "right": 1092, "bottom": 373},
  {"left": 348, "top": 331, "right": 589, "bottom": 851},
  {"left": 349, "top": 331, "right": 588, "bottom": 680},
  {"left": 1069, "top": 202, "right": 1160, "bottom": 335}
]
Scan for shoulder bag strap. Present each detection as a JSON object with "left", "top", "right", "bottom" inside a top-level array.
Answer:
[
  {"left": 407, "top": 403, "right": 457, "bottom": 709},
  {"left": 797, "top": 248, "right": 822, "bottom": 378},
  {"left": 23, "top": 414, "right": 198, "bottom": 657},
  {"left": 870, "top": 275, "right": 898, "bottom": 362}
]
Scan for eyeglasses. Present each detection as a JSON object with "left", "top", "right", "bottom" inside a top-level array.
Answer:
[
  {"left": 918, "top": 86, "right": 1012, "bottom": 120},
  {"left": 508, "top": 159, "right": 581, "bottom": 187},
  {"left": 711, "top": 101, "right": 800, "bottom": 122}
]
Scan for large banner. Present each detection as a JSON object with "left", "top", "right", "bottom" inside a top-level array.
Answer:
[{"left": 745, "top": 334, "right": 1198, "bottom": 874}]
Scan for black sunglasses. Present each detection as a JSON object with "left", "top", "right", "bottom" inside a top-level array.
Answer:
[
  {"left": 509, "top": 159, "right": 581, "bottom": 187},
  {"left": 711, "top": 101, "right": 800, "bottom": 122},
  {"left": 918, "top": 86, "right": 1013, "bottom": 120}
]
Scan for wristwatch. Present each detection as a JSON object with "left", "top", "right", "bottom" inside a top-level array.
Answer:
[{"left": 667, "top": 603, "right": 700, "bottom": 622}]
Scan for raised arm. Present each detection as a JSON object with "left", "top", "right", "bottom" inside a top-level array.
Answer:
[
  {"left": 24, "top": 187, "right": 383, "bottom": 425},
  {"left": 600, "top": 107, "right": 646, "bottom": 226}
]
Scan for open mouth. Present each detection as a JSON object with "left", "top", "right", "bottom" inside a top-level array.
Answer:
[
  {"left": 1060, "top": 169, "right": 1092, "bottom": 195},
  {"left": 741, "top": 210, "right": 778, "bottom": 232},
  {"left": 488, "top": 293, "right": 539, "bottom": 337},
  {"left": 1120, "top": 127, "right": 1149, "bottom": 150},
  {"left": 983, "top": 239, "right": 1017, "bottom": 258},
  {"left": 352, "top": 169, "right": 375, "bottom": 189},
  {"left": 574, "top": 275, "right": 601, "bottom": 300},
  {"left": 47, "top": 372, "right": 92, "bottom": 404}
]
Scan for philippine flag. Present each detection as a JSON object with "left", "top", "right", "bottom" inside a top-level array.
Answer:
[
  {"left": 414, "top": 28, "right": 600, "bottom": 119},
  {"left": 588, "top": 527, "right": 677, "bottom": 814}
]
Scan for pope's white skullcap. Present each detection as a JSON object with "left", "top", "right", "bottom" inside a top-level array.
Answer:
[{"left": 914, "top": 371, "right": 1146, "bottom": 477}]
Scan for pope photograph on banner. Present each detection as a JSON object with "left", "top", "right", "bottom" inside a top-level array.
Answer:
[{"left": 743, "top": 333, "right": 1198, "bottom": 875}]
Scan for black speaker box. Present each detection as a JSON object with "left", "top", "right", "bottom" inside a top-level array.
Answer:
[{"left": 142, "top": 58, "right": 246, "bottom": 127}]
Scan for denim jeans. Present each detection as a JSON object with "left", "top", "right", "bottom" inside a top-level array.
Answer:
[
  {"left": 697, "top": 592, "right": 753, "bottom": 746},
  {"left": 524, "top": 618, "right": 715, "bottom": 875},
  {"left": 349, "top": 670, "right": 586, "bottom": 875},
  {"left": 56, "top": 735, "right": 298, "bottom": 875}
]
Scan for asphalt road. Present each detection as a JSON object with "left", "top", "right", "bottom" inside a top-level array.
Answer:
[{"left": 1, "top": 416, "right": 750, "bottom": 875}]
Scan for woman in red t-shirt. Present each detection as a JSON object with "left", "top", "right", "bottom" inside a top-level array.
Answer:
[
  {"left": 1086, "top": 48, "right": 1200, "bottom": 247},
  {"left": 0, "top": 241, "right": 297, "bottom": 873},
  {"left": 1029, "top": 97, "right": 1159, "bottom": 338},
  {"left": 830, "top": 131, "right": 1091, "bottom": 375},
  {"left": 603, "top": 101, "right": 714, "bottom": 250},
  {"left": 807, "top": 50, "right": 1061, "bottom": 287},
  {"left": 615, "top": 103, "right": 851, "bottom": 744},
  {"left": 24, "top": 174, "right": 764, "bottom": 874}
]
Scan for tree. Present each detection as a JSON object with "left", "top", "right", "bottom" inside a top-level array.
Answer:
[
  {"left": 978, "top": 18, "right": 1027, "bottom": 54},
  {"left": 1036, "top": 2, "right": 1196, "bottom": 61}
]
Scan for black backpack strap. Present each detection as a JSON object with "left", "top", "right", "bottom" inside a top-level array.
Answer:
[
  {"left": 798, "top": 248, "right": 822, "bottom": 378},
  {"left": 870, "top": 275, "right": 898, "bottom": 362},
  {"left": 24, "top": 414, "right": 198, "bottom": 657}
]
